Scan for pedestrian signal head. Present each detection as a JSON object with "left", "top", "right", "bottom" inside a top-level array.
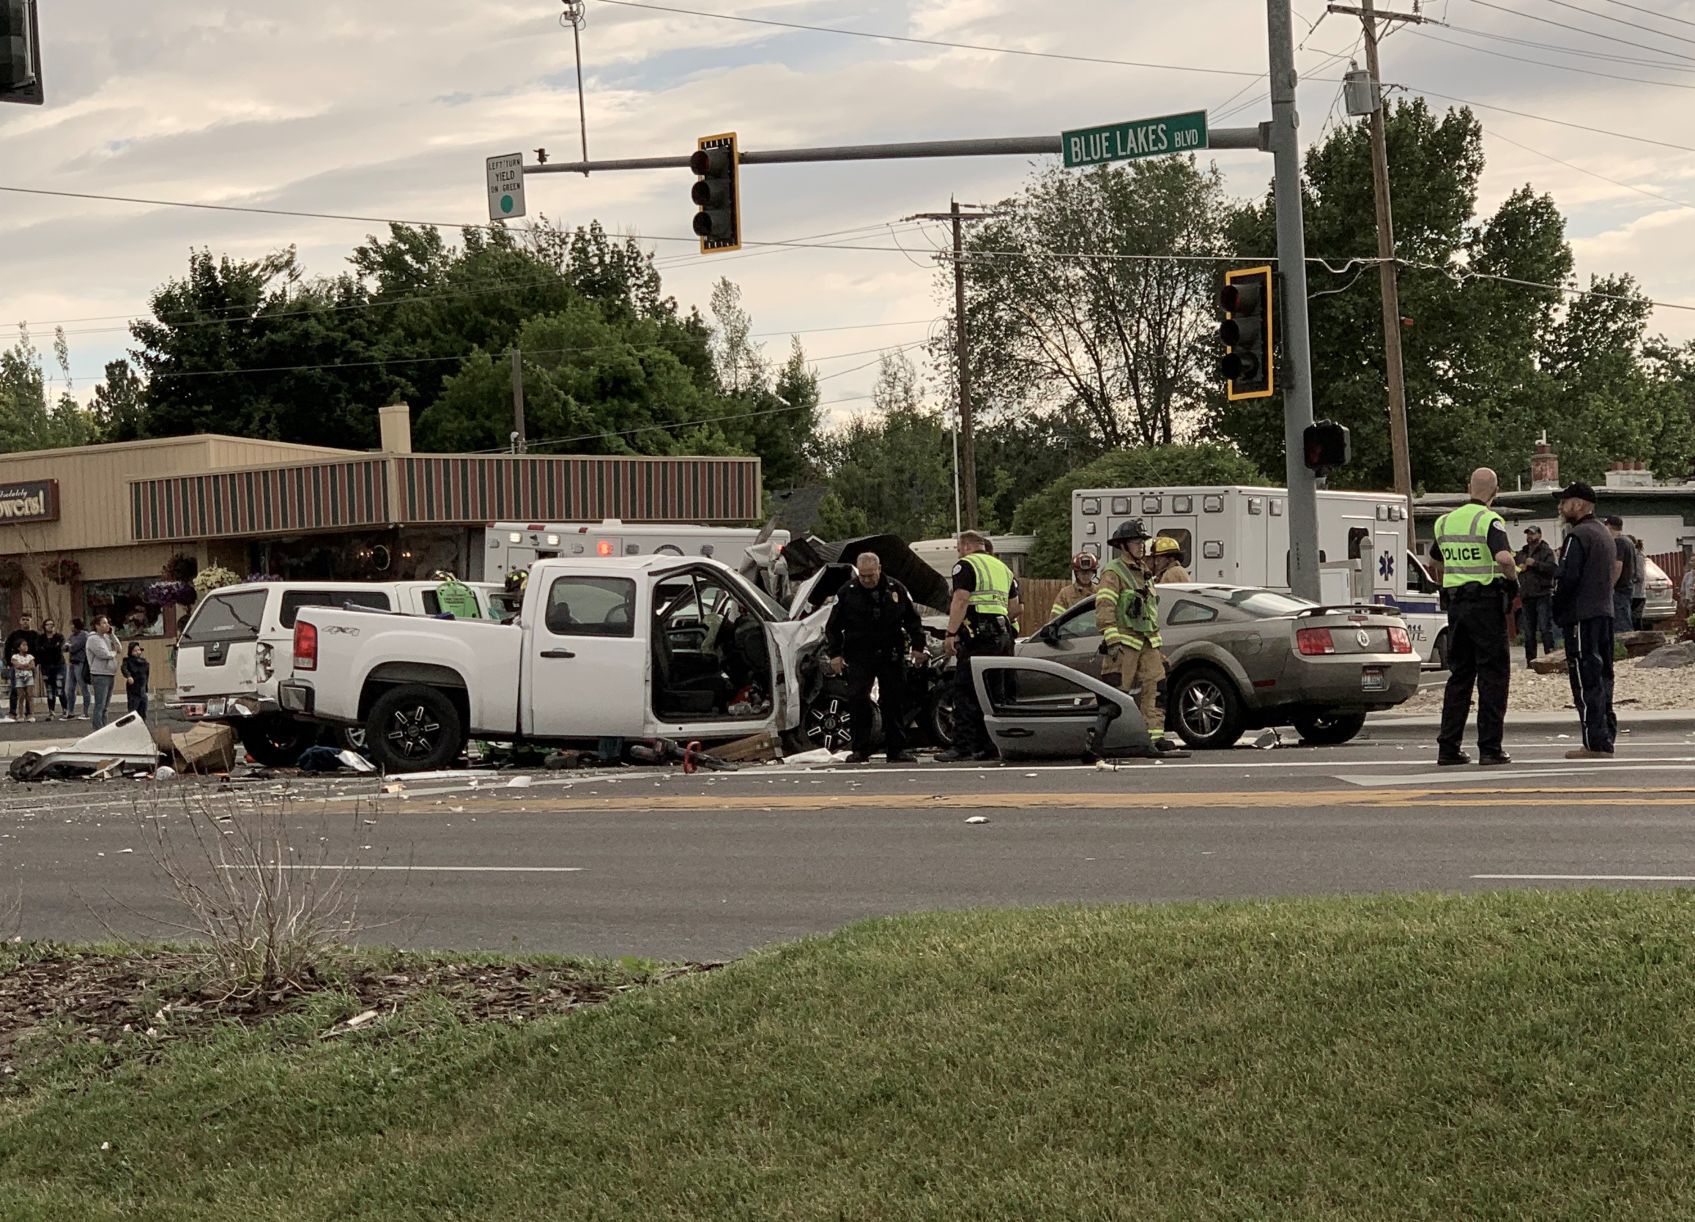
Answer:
[{"left": 1302, "top": 420, "right": 1351, "bottom": 473}]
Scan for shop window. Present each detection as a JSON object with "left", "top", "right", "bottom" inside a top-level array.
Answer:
[{"left": 84, "top": 579, "right": 168, "bottom": 640}]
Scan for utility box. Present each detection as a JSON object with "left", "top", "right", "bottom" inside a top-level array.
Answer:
[{"left": 1344, "top": 68, "right": 1379, "bottom": 117}]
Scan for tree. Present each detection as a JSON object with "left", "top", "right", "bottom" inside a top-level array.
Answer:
[
  {"left": 1011, "top": 443, "right": 1266, "bottom": 577},
  {"left": 817, "top": 352, "right": 956, "bottom": 541},
  {"left": 90, "top": 359, "right": 147, "bottom": 443},
  {"left": 947, "top": 157, "right": 1235, "bottom": 450},
  {"left": 0, "top": 327, "right": 91, "bottom": 453}
]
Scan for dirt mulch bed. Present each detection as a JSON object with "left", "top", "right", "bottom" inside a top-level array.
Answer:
[{"left": 0, "top": 948, "right": 719, "bottom": 1083}]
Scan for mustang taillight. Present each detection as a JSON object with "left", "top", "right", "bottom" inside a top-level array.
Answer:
[
  {"left": 1388, "top": 626, "right": 1412, "bottom": 653},
  {"left": 294, "top": 621, "right": 318, "bottom": 671},
  {"left": 1296, "top": 627, "right": 1336, "bottom": 656}
]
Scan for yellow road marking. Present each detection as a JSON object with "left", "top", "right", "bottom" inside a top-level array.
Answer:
[{"left": 328, "top": 786, "right": 1695, "bottom": 814}]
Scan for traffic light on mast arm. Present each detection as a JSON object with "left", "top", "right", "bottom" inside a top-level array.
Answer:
[
  {"left": 0, "top": 0, "right": 44, "bottom": 106},
  {"left": 690, "top": 132, "right": 741, "bottom": 254},
  {"left": 1218, "top": 265, "right": 1275, "bottom": 400}
]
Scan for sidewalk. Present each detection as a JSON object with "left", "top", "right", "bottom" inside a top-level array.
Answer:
[{"left": 1366, "top": 710, "right": 1695, "bottom": 740}]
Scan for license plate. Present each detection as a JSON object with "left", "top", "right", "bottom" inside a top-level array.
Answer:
[
  {"left": 206, "top": 698, "right": 227, "bottom": 717},
  {"left": 1362, "top": 667, "right": 1388, "bottom": 692}
]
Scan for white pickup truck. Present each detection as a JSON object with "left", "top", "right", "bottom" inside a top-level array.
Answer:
[
  {"left": 175, "top": 578, "right": 505, "bottom": 765},
  {"left": 282, "top": 556, "right": 839, "bottom": 772}
]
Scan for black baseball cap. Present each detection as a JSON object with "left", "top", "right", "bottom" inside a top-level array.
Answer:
[
  {"left": 1552, "top": 480, "right": 1597, "bottom": 503},
  {"left": 1524, "top": 525, "right": 1542, "bottom": 535},
  {"left": 1604, "top": 515, "right": 1624, "bottom": 529}
]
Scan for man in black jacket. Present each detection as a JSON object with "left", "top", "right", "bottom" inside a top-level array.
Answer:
[
  {"left": 1514, "top": 525, "right": 1559, "bottom": 666},
  {"left": 824, "top": 552, "right": 928, "bottom": 764},
  {"left": 1551, "top": 482, "right": 1618, "bottom": 759}
]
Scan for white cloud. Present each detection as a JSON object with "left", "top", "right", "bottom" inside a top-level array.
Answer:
[{"left": 5, "top": 0, "right": 1695, "bottom": 426}]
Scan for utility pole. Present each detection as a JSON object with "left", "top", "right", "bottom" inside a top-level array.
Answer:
[
  {"left": 903, "top": 201, "right": 999, "bottom": 532},
  {"left": 1268, "top": 0, "right": 1322, "bottom": 603},
  {"left": 511, "top": 348, "right": 526, "bottom": 454},
  {"left": 1329, "top": 0, "right": 1424, "bottom": 505}
]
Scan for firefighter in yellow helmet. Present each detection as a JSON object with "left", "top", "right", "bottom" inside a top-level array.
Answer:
[
  {"left": 1049, "top": 552, "right": 1099, "bottom": 622},
  {"left": 1149, "top": 536, "right": 1191, "bottom": 584},
  {"left": 1096, "top": 519, "right": 1180, "bottom": 752}
]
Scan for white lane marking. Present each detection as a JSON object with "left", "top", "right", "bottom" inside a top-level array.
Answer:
[
  {"left": 220, "top": 865, "right": 583, "bottom": 873},
  {"left": 1473, "top": 874, "right": 1695, "bottom": 882},
  {"left": 1342, "top": 763, "right": 1695, "bottom": 787}
]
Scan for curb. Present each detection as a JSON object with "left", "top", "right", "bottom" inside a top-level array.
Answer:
[{"left": 1365, "top": 711, "right": 1695, "bottom": 740}]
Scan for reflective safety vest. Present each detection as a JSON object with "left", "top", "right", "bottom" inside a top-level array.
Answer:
[
  {"left": 1050, "top": 580, "right": 1094, "bottom": 619},
  {"left": 1096, "top": 557, "right": 1161, "bottom": 650},
  {"left": 963, "top": 552, "right": 1013, "bottom": 617},
  {"left": 1434, "top": 502, "right": 1506, "bottom": 589}
]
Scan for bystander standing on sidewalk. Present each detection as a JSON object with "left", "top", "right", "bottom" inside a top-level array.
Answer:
[
  {"left": 8, "top": 638, "right": 37, "bottom": 723},
  {"left": 65, "top": 618, "right": 90, "bottom": 719},
  {"left": 1682, "top": 565, "right": 1695, "bottom": 619},
  {"left": 86, "top": 615, "right": 118, "bottom": 730},
  {"left": 2, "top": 613, "right": 39, "bottom": 723},
  {"left": 36, "top": 618, "right": 66, "bottom": 720},
  {"left": 122, "top": 642, "right": 151, "bottom": 721},
  {"left": 1606, "top": 518, "right": 1636, "bottom": 636},
  {"left": 1514, "top": 526, "right": 1559, "bottom": 666}
]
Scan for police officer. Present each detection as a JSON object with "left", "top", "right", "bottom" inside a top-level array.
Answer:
[
  {"left": 938, "top": 530, "right": 1019, "bottom": 762},
  {"left": 1431, "top": 467, "right": 1518, "bottom": 766},
  {"left": 1149, "top": 536, "right": 1191, "bottom": 584},
  {"left": 1049, "top": 552, "right": 1099, "bottom": 622},
  {"left": 825, "top": 552, "right": 927, "bottom": 764},
  {"left": 1096, "top": 520, "right": 1180, "bottom": 753}
]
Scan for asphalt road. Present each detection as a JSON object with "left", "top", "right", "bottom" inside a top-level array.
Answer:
[{"left": 5, "top": 726, "right": 1695, "bottom": 960}]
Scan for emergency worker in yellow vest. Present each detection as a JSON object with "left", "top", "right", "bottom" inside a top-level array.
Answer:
[
  {"left": 1430, "top": 467, "right": 1519, "bottom": 767},
  {"left": 938, "top": 530, "right": 1020, "bottom": 762},
  {"left": 1096, "top": 519, "right": 1180, "bottom": 752},
  {"left": 1049, "top": 553, "right": 1099, "bottom": 623},
  {"left": 1149, "top": 536, "right": 1191, "bottom": 584}
]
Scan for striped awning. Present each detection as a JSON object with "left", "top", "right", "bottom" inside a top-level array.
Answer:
[
  {"left": 130, "top": 453, "right": 763, "bottom": 541},
  {"left": 397, "top": 456, "right": 760, "bottom": 525},
  {"left": 132, "top": 459, "right": 388, "bottom": 542}
]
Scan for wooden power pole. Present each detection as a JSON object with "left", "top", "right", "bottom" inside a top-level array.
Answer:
[
  {"left": 1329, "top": 0, "right": 1423, "bottom": 503},
  {"left": 903, "top": 200, "right": 999, "bottom": 532}
]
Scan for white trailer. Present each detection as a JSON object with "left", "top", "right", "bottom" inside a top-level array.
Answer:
[
  {"left": 1072, "top": 485, "right": 1448, "bottom": 663},
  {"left": 479, "top": 519, "right": 788, "bottom": 583}
]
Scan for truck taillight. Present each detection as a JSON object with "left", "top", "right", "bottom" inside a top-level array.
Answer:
[
  {"left": 1388, "top": 626, "right": 1412, "bottom": 653},
  {"left": 1296, "top": 627, "right": 1336, "bottom": 656},
  {"left": 294, "top": 621, "right": 317, "bottom": 671}
]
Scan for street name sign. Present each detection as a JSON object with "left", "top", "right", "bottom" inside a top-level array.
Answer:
[
  {"left": 486, "top": 152, "right": 526, "bottom": 222},
  {"left": 1062, "top": 111, "right": 1208, "bottom": 169}
]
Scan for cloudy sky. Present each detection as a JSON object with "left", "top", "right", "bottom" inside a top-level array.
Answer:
[{"left": 5, "top": 0, "right": 1695, "bottom": 423}]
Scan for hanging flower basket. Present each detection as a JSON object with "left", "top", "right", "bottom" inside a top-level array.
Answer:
[
  {"left": 42, "top": 555, "right": 81, "bottom": 585},
  {"left": 163, "top": 553, "right": 198, "bottom": 583},
  {"left": 146, "top": 580, "right": 197, "bottom": 608},
  {"left": 192, "top": 565, "right": 241, "bottom": 598},
  {"left": 0, "top": 558, "right": 26, "bottom": 588}
]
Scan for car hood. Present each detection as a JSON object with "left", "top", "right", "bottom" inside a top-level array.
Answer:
[{"left": 783, "top": 533, "right": 952, "bottom": 618}]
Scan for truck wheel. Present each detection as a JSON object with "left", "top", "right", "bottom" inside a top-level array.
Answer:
[
  {"left": 237, "top": 715, "right": 315, "bottom": 768},
  {"left": 1432, "top": 629, "right": 1450, "bottom": 669},
  {"left": 801, "top": 683, "right": 878, "bottom": 754},
  {"left": 1291, "top": 711, "right": 1368, "bottom": 746},
  {"left": 925, "top": 686, "right": 956, "bottom": 749},
  {"left": 1169, "top": 666, "right": 1246, "bottom": 750},
  {"left": 366, "top": 686, "right": 464, "bottom": 773}
]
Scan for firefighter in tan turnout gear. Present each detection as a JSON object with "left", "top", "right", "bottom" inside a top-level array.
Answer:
[
  {"left": 1096, "top": 519, "right": 1180, "bottom": 753},
  {"left": 1049, "top": 552, "right": 1098, "bottom": 622}
]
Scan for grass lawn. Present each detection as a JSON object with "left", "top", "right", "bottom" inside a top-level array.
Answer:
[{"left": 7, "top": 890, "right": 1695, "bottom": 1219}]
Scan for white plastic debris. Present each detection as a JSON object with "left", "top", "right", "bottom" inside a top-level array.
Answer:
[
  {"left": 1252, "top": 728, "right": 1281, "bottom": 750},
  {"left": 964, "top": 815, "right": 990, "bottom": 825},
  {"left": 507, "top": 775, "right": 532, "bottom": 788},
  {"left": 345, "top": 1009, "right": 379, "bottom": 1028},
  {"left": 336, "top": 750, "right": 376, "bottom": 773},
  {"left": 782, "top": 748, "right": 852, "bottom": 765},
  {"left": 154, "top": 765, "right": 176, "bottom": 781}
]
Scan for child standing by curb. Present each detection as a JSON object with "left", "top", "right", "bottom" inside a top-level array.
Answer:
[
  {"left": 10, "top": 639, "right": 37, "bottom": 723},
  {"left": 122, "top": 642, "right": 151, "bottom": 721}
]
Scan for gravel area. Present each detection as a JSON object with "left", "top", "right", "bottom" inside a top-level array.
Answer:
[{"left": 1400, "top": 655, "right": 1695, "bottom": 714}]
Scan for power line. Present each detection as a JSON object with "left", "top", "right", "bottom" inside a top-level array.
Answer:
[
  {"left": 1484, "top": 127, "right": 1695, "bottom": 211},
  {"left": 1443, "top": 19, "right": 1695, "bottom": 68},
  {"left": 1596, "top": 0, "right": 1695, "bottom": 30},
  {"left": 1398, "top": 257, "right": 1691, "bottom": 309},
  {"left": 1404, "top": 83, "right": 1695, "bottom": 153},
  {"left": 1528, "top": 0, "right": 1695, "bottom": 45},
  {"left": 596, "top": 0, "right": 1289, "bottom": 80},
  {"left": 1461, "top": 0, "right": 1695, "bottom": 64},
  {"left": 517, "top": 392, "right": 875, "bottom": 453},
  {"left": 1412, "top": 27, "right": 1695, "bottom": 89}
]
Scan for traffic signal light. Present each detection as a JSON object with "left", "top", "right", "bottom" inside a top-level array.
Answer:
[
  {"left": 1218, "top": 265, "right": 1274, "bottom": 400},
  {"left": 1, "top": 0, "right": 43, "bottom": 106},
  {"left": 1302, "top": 420, "right": 1351, "bottom": 473},
  {"left": 690, "top": 132, "right": 741, "bottom": 254}
]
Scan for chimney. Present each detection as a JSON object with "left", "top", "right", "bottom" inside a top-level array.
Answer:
[
  {"left": 1529, "top": 431, "right": 1560, "bottom": 490},
  {"left": 378, "top": 403, "right": 412, "bottom": 455}
]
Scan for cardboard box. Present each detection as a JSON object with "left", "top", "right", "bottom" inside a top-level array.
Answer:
[{"left": 171, "top": 723, "right": 239, "bottom": 774}]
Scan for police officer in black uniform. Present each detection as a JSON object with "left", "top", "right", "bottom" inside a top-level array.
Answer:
[
  {"left": 824, "top": 551, "right": 927, "bottom": 763},
  {"left": 1430, "top": 467, "right": 1518, "bottom": 766},
  {"left": 937, "top": 530, "right": 1020, "bottom": 762}
]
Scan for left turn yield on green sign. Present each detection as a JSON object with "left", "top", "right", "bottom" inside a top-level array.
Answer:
[{"left": 486, "top": 152, "right": 526, "bottom": 222}]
